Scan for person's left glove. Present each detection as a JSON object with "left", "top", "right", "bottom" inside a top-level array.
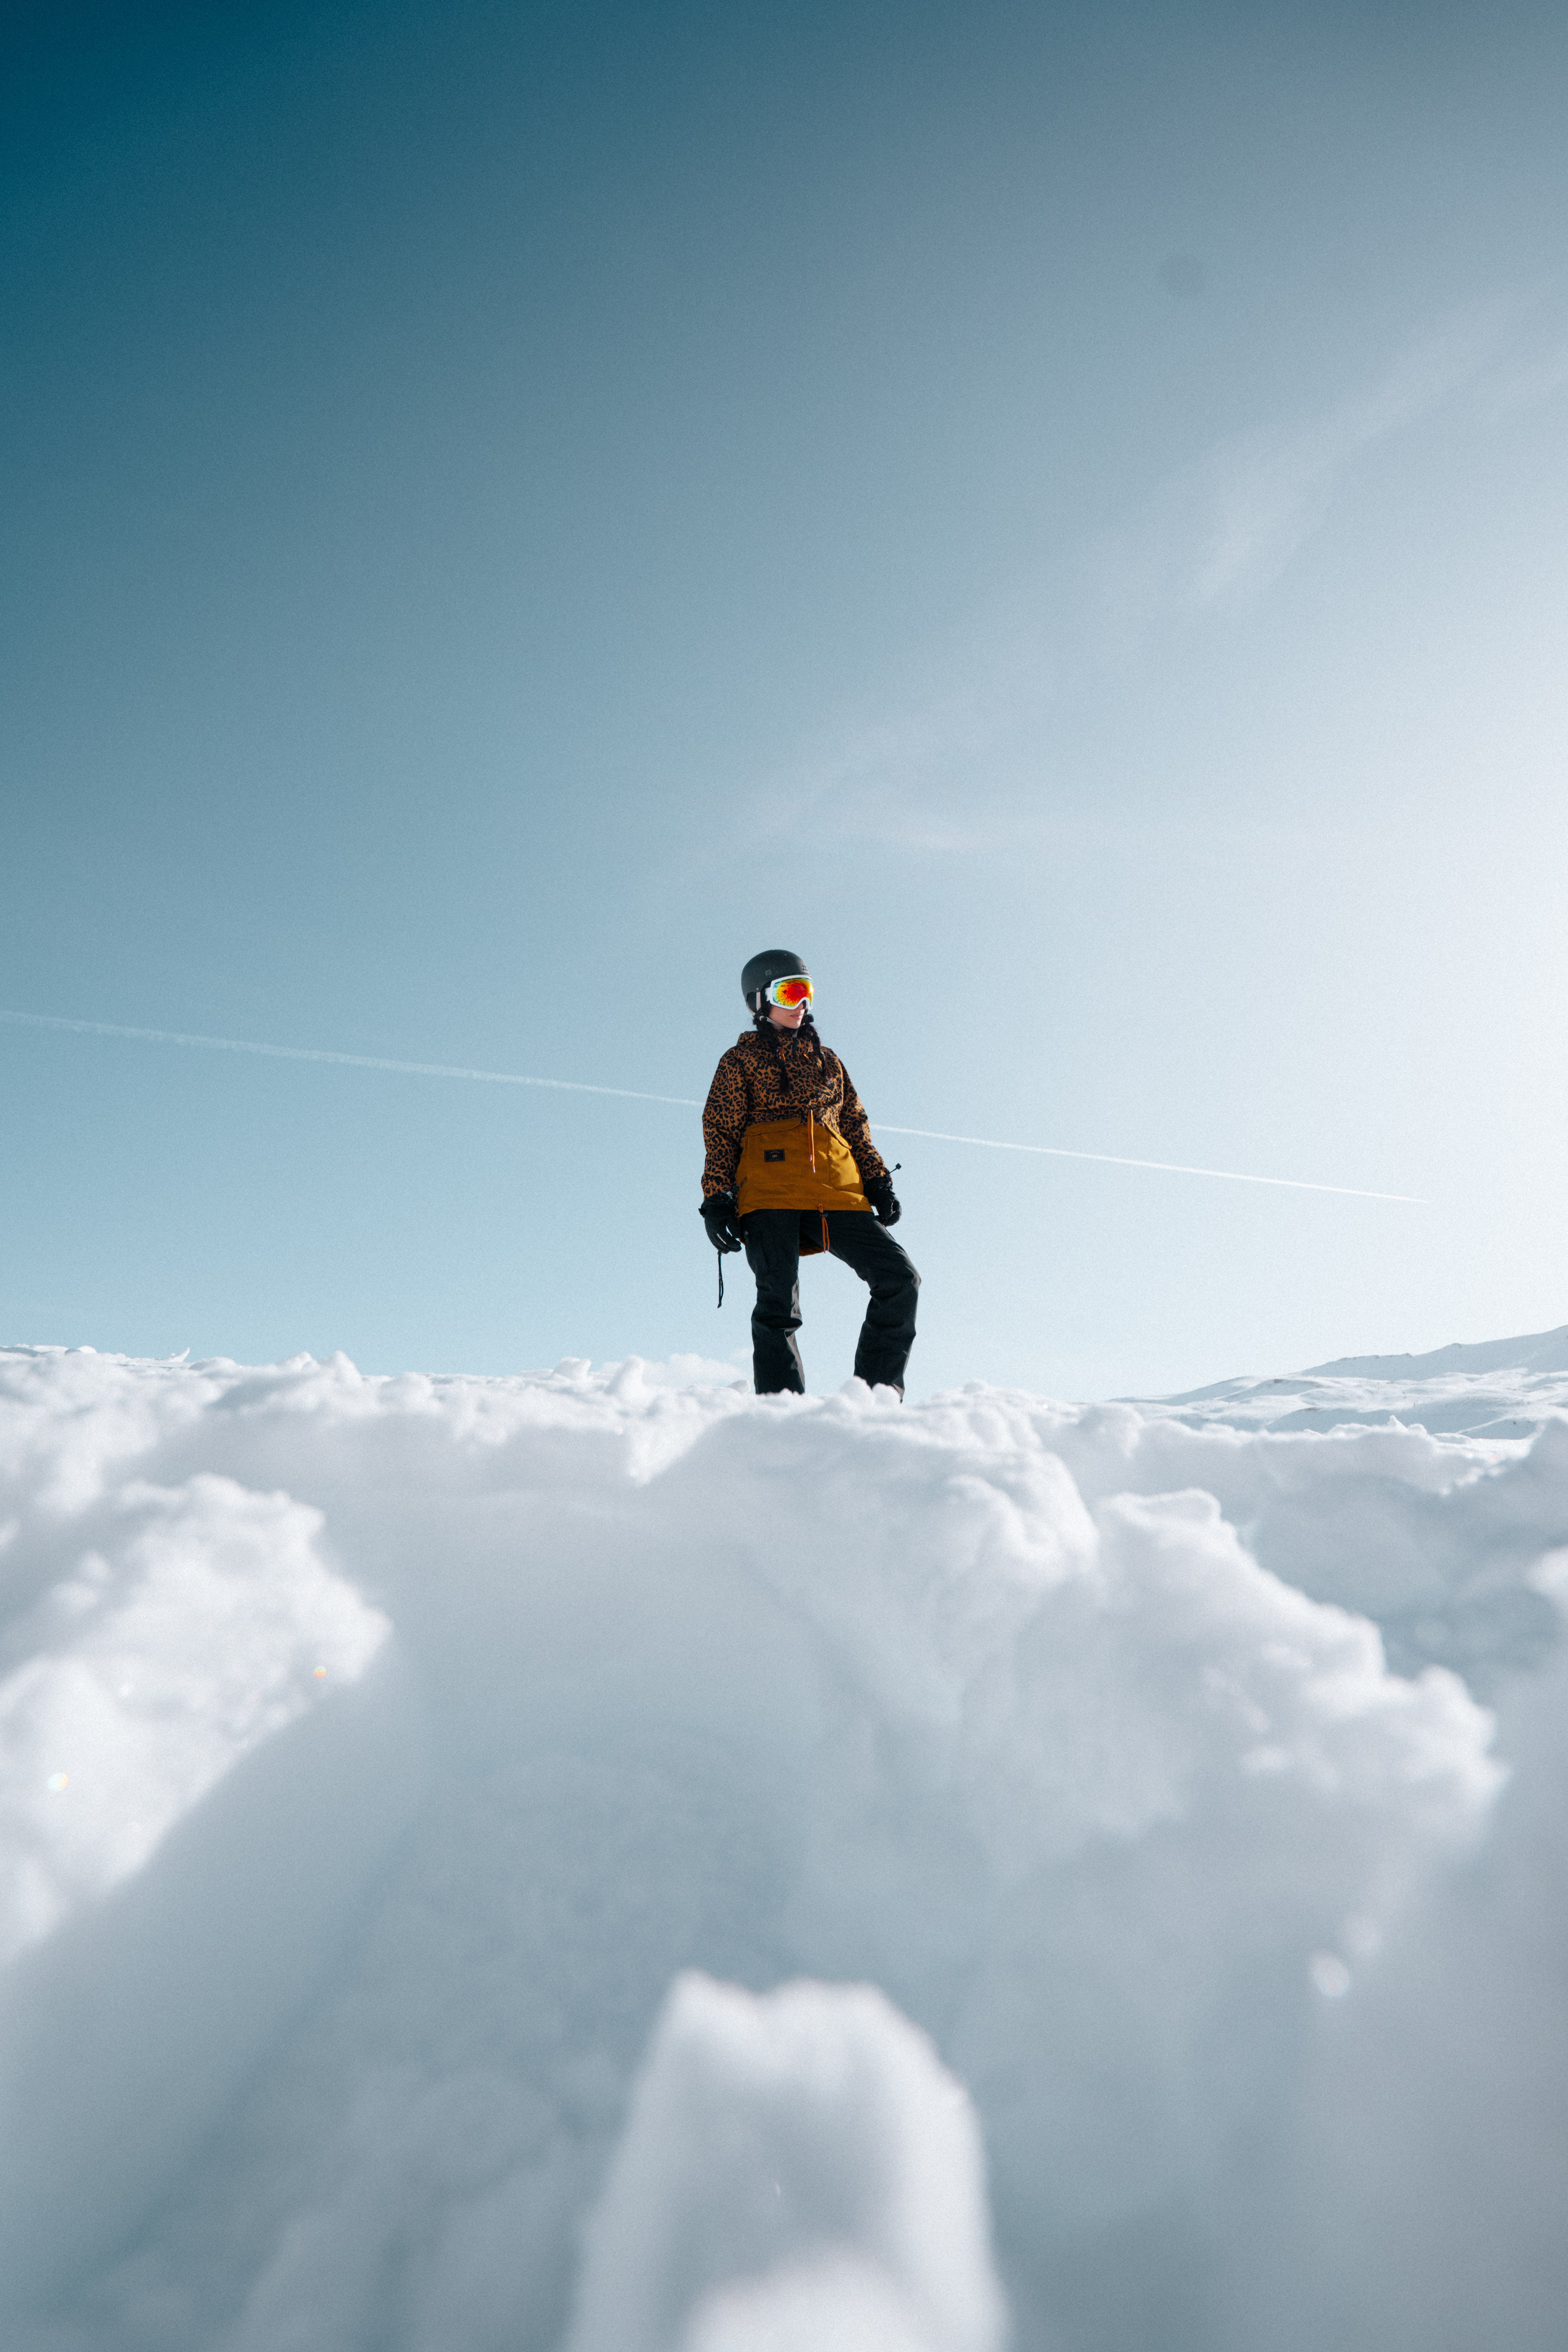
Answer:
[
  {"left": 700, "top": 1193, "right": 743, "bottom": 1252},
  {"left": 864, "top": 1174, "right": 901, "bottom": 1227}
]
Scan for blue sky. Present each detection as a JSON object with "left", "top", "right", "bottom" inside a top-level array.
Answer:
[{"left": 4, "top": 0, "right": 1567, "bottom": 1396}]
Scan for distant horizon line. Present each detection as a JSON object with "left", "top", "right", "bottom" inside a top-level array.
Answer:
[{"left": 0, "top": 1007, "right": 1428, "bottom": 1205}]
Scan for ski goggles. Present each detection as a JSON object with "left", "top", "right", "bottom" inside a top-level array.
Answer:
[{"left": 763, "top": 974, "right": 814, "bottom": 1009}]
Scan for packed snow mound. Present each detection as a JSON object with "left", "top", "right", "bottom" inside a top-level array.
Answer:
[
  {"left": 0, "top": 1472, "right": 387, "bottom": 1965},
  {"left": 0, "top": 1341, "right": 1564, "bottom": 2352},
  {"left": 566, "top": 1972, "right": 1003, "bottom": 2352},
  {"left": 1152, "top": 1319, "right": 1568, "bottom": 1438}
]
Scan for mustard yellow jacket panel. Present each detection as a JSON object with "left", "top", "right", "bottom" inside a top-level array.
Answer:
[{"left": 733, "top": 1116, "right": 872, "bottom": 1218}]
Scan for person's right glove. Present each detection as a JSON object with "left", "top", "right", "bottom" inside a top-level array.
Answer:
[
  {"left": 864, "top": 1174, "right": 901, "bottom": 1227},
  {"left": 700, "top": 1193, "right": 743, "bottom": 1252}
]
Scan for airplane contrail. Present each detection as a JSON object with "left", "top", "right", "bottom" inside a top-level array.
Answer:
[
  {"left": 0, "top": 1009, "right": 696, "bottom": 1108},
  {"left": 0, "top": 1008, "right": 1426, "bottom": 1203},
  {"left": 874, "top": 1125, "right": 1425, "bottom": 1203}
]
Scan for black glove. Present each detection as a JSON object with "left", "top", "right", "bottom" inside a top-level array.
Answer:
[
  {"left": 700, "top": 1193, "right": 743, "bottom": 1252},
  {"left": 865, "top": 1173, "right": 901, "bottom": 1227}
]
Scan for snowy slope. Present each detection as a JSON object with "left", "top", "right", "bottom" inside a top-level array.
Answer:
[
  {"left": 1149, "top": 1319, "right": 1568, "bottom": 1439},
  {"left": 0, "top": 1340, "right": 1565, "bottom": 2352}
]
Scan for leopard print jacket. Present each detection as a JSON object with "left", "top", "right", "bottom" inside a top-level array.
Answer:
[{"left": 701, "top": 1025, "right": 889, "bottom": 1200}]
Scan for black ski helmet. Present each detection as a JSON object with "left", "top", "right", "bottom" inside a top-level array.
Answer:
[{"left": 741, "top": 948, "right": 811, "bottom": 1011}]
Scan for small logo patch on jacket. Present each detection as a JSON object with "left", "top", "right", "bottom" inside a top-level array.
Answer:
[{"left": 763, "top": 1148, "right": 785, "bottom": 1162}]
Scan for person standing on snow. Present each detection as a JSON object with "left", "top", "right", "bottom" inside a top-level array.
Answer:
[{"left": 699, "top": 949, "right": 919, "bottom": 1397}]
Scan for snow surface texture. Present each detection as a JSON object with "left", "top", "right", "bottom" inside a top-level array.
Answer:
[{"left": 0, "top": 1334, "right": 1565, "bottom": 2351}]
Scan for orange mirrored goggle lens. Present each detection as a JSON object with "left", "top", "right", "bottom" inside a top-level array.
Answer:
[{"left": 765, "top": 975, "right": 814, "bottom": 1008}]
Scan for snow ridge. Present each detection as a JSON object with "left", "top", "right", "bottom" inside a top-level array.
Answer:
[{"left": 0, "top": 1341, "right": 1563, "bottom": 2352}]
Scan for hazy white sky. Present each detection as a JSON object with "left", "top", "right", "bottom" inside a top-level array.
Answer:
[{"left": 4, "top": 0, "right": 1566, "bottom": 1393}]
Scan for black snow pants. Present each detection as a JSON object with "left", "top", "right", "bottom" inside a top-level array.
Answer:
[{"left": 740, "top": 1208, "right": 919, "bottom": 1397}]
